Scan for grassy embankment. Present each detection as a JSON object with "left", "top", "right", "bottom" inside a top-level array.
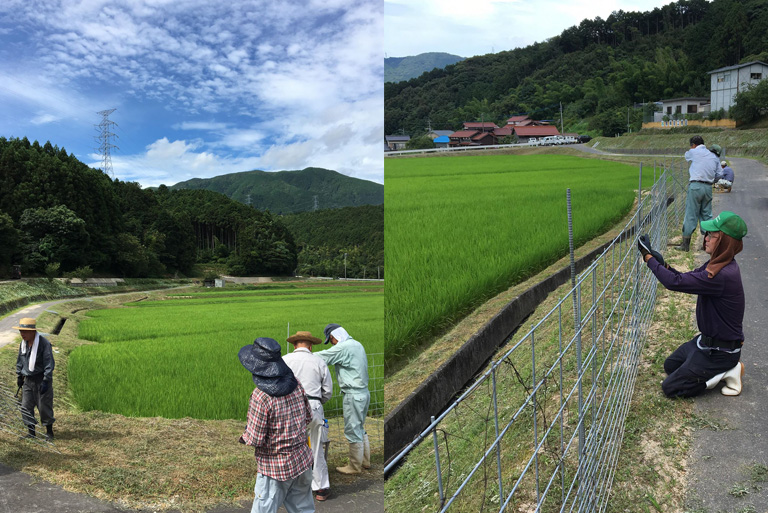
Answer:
[
  {"left": 0, "top": 281, "right": 383, "bottom": 511},
  {"left": 589, "top": 126, "right": 768, "bottom": 163}
]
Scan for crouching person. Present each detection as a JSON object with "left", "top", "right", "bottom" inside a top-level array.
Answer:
[
  {"left": 637, "top": 211, "right": 747, "bottom": 398},
  {"left": 14, "top": 317, "right": 55, "bottom": 440},
  {"left": 238, "top": 337, "right": 315, "bottom": 513}
]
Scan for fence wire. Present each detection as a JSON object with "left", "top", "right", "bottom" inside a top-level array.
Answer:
[{"left": 386, "top": 162, "right": 688, "bottom": 512}]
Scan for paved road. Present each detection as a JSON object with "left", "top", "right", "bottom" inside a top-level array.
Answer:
[{"left": 683, "top": 157, "right": 768, "bottom": 511}]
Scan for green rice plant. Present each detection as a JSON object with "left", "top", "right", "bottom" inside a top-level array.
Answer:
[
  {"left": 69, "top": 286, "right": 383, "bottom": 420},
  {"left": 385, "top": 154, "right": 651, "bottom": 366}
]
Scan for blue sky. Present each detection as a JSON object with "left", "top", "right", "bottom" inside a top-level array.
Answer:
[
  {"left": 0, "top": 0, "right": 383, "bottom": 187},
  {"left": 386, "top": 0, "right": 673, "bottom": 58}
]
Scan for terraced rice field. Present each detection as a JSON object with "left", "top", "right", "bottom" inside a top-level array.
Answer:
[{"left": 69, "top": 282, "right": 383, "bottom": 420}]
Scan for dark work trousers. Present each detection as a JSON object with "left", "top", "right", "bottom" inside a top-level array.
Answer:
[
  {"left": 20, "top": 375, "right": 54, "bottom": 428},
  {"left": 662, "top": 335, "right": 741, "bottom": 398}
]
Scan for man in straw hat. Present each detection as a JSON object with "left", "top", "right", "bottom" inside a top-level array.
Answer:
[
  {"left": 638, "top": 211, "right": 747, "bottom": 398},
  {"left": 14, "top": 317, "right": 55, "bottom": 440},
  {"left": 238, "top": 337, "right": 314, "bottom": 513},
  {"left": 284, "top": 331, "right": 333, "bottom": 501},
  {"left": 316, "top": 324, "right": 370, "bottom": 475}
]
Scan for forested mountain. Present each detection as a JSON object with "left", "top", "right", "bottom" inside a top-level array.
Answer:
[
  {"left": 168, "top": 167, "right": 383, "bottom": 214},
  {"left": 281, "top": 205, "right": 383, "bottom": 279},
  {"left": 385, "top": 52, "right": 465, "bottom": 83},
  {"left": 0, "top": 136, "right": 296, "bottom": 278},
  {"left": 385, "top": 0, "right": 768, "bottom": 137}
]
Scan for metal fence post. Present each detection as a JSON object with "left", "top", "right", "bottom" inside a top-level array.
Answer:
[
  {"left": 567, "top": 189, "right": 585, "bottom": 469},
  {"left": 432, "top": 415, "right": 444, "bottom": 507},
  {"left": 492, "top": 366, "right": 504, "bottom": 503}
]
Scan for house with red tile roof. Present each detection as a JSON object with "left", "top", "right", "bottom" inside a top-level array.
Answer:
[{"left": 462, "top": 121, "right": 498, "bottom": 132}]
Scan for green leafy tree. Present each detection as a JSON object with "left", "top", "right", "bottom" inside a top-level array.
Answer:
[
  {"left": 730, "top": 80, "right": 768, "bottom": 124},
  {"left": 19, "top": 205, "right": 89, "bottom": 272},
  {"left": 406, "top": 135, "right": 436, "bottom": 150}
]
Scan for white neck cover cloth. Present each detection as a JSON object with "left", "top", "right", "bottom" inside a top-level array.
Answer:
[
  {"left": 331, "top": 326, "right": 350, "bottom": 344},
  {"left": 20, "top": 333, "right": 39, "bottom": 372}
]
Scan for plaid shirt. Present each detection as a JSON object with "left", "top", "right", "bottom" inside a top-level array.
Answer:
[{"left": 242, "top": 382, "right": 313, "bottom": 481}]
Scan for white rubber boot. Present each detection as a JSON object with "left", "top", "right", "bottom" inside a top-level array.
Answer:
[
  {"left": 336, "top": 443, "right": 363, "bottom": 475},
  {"left": 721, "top": 362, "right": 744, "bottom": 396},
  {"left": 706, "top": 371, "right": 727, "bottom": 390},
  {"left": 362, "top": 433, "right": 370, "bottom": 469}
]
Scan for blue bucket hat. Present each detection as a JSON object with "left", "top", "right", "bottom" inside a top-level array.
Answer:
[{"left": 238, "top": 337, "right": 297, "bottom": 397}]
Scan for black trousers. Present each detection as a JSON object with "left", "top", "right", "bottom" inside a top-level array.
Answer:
[
  {"left": 662, "top": 335, "right": 741, "bottom": 398},
  {"left": 20, "top": 375, "right": 55, "bottom": 428}
]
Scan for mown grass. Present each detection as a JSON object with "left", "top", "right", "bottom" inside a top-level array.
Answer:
[
  {"left": 385, "top": 154, "right": 652, "bottom": 368},
  {"left": 70, "top": 284, "right": 383, "bottom": 419}
]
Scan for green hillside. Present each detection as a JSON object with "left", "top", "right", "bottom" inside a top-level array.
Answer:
[
  {"left": 385, "top": 52, "right": 465, "bottom": 83},
  {"left": 281, "top": 204, "right": 384, "bottom": 279},
  {"left": 168, "top": 167, "right": 383, "bottom": 214},
  {"left": 385, "top": 0, "right": 768, "bottom": 137}
]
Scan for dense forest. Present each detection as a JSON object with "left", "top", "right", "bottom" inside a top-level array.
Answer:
[
  {"left": 281, "top": 204, "right": 384, "bottom": 279},
  {"left": 0, "top": 136, "right": 296, "bottom": 278},
  {"left": 168, "top": 167, "right": 383, "bottom": 214},
  {"left": 385, "top": 0, "right": 768, "bottom": 136}
]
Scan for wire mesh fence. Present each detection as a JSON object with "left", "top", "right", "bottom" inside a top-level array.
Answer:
[{"left": 385, "top": 162, "right": 688, "bottom": 512}]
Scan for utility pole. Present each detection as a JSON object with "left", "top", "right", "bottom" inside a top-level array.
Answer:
[
  {"left": 560, "top": 102, "right": 564, "bottom": 135},
  {"left": 344, "top": 253, "right": 347, "bottom": 279},
  {"left": 95, "top": 109, "right": 119, "bottom": 179}
]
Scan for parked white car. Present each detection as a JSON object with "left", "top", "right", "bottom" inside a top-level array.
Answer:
[{"left": 528, "top": 138, "right": 539, "bottom": 146}]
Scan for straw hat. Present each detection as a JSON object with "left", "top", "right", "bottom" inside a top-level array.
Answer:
[
  {"left": 12, "top": 318, "right": 37, "bottom": 331},
  {"left": 238, "top": 337, "right": 297, "bottom": 397},
  {"left": 287, "top": 331, "right": 322, "bottom": 345}
]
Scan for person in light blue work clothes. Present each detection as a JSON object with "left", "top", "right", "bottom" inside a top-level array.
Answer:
[
  {"left": 678, "top": 135, "right": 720, "bottom": 251},
  {"left": 316, "top": 323, "right": 370, "bottom": 475}
]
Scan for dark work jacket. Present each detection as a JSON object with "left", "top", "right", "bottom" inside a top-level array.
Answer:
[
  {"left": 647, "top": 258, "right": 744, "bottom": 342},
  {"left": 16, "top": 334, "right": 55, "bottom": 381}
]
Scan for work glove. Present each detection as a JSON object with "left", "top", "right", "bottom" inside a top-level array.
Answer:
[
  {"left": 39, "top": 380, "right": 50, "bottom": 395},
  {"left": 637, "top": 234, "right": 666, "bottom": 267},
  {"left": 17, "top": 375, "right": 24, "bottom": 388}
]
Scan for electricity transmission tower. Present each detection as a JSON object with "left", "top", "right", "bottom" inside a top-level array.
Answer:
[
  {"left": 95, "top": 108, "right": 119, "bottom": 179},
  {"left": 313, "top": 195, "right": 319, "bottom": 211}
]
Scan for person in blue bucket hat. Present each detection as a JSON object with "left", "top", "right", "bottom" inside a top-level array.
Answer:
[{"left": 238, "top": 337, "right": 314, "bottom": 513}]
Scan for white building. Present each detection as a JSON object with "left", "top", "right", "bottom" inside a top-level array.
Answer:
[
  {"left": 708, "top": 61, "right": 768, "bottom": 112},
  {"left": 654, "top": 97, "right": 710, "bottom": 121}
]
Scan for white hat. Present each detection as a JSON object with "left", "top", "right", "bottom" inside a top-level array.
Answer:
[{"left": 721, "top": 160, "right": 727, "bottom": 166}]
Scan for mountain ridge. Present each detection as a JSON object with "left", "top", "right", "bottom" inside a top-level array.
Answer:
[{"left": 167, "top": 167, "right": 383, "bottom": 214}]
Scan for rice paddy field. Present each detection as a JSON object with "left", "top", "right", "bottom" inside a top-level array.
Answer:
[
  {"left": 68, "top": 282, "right": 383, "bottom": 420},
  {"left": 385, "top": 154, "right": 651, "bottom": 366}
]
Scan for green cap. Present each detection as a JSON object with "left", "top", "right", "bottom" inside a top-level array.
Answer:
[
  {"left": 701, "top": 211, "right": 747, "bottom": 240},
  {"left": 710, "top": 144, "right": 722, "bottom": 156}
]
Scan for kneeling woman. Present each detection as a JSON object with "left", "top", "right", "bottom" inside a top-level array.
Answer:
[{"left": 640, "top": 211, "right": 748, "bottom": 398}]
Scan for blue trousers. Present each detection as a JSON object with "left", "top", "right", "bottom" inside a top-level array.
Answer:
[
  {"left": 682, "top": 182, "right": 713, "bottom": 237},
  {"left": 250, "top": 468, "right": 314, "bottom": 513},
  {"left": 662, "top": 336, "right": 740, "bottom": 398}
]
